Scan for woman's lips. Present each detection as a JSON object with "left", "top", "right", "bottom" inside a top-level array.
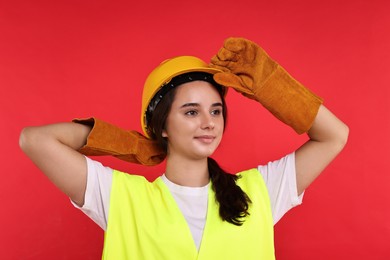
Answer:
[{"left": 194, "top": 135, "right": 215, "bottom": 144}]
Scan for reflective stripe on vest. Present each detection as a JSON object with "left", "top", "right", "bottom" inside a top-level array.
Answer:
[{"left": 102, "top": 169, "right": 275, "bottom": 259}]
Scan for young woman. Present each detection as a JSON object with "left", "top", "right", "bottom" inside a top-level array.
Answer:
[{"left": 19, "top": 37, "right": 349, "bottom": 259}]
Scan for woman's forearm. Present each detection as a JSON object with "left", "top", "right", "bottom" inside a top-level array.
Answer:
[{"left": 295, "top": 105, "right": 349, "bottom": 194}]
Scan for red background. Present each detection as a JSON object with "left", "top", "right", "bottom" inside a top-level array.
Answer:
[{"left": 1, "top": 0, "right": 389, "bottom": 259}]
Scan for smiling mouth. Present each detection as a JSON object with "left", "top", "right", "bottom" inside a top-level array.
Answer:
[{"left": 194, "top": 136, "right": 215, "bottom": 144}]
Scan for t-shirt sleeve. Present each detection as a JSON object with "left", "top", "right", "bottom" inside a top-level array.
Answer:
[
  {"left": 258, "top": 152, "right": 304, "bottom": 225},
  {"left": 70, "top": 156, "right": 113, "bottom": 230}
]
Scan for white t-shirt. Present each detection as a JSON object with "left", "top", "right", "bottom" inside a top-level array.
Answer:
[{"left": 73, "top": 152, "right": 303, "bottom": 250}]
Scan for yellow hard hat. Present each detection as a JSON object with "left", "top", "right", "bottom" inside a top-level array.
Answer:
[{"left": 141, "top": 55, "right": 225, "bottom": 138}]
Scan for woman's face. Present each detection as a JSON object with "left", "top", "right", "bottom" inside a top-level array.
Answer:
[{"left": 162, "top": 80, "right": 224, "bottom": 160}]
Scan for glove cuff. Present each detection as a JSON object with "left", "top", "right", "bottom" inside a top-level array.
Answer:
[
  {"left": 254, "top": 66, "right": 323, "bottom": 134},
  {"left": 72, "top": 117, "right": 166, "bottom": 165}
]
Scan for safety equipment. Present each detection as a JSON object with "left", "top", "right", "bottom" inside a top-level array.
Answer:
[
  {"left": 141, "top": 56, "right": 223, "bottom": 138},
  {"left": 102, "top": 169, "right": 275, "bottom": 259},
  {"left": 211, "top": 37, "right": 323, "bottom": 134},
  {"left": 73, "top": 117, "right": 165, "bottom": 166},
  {"left": 72, "top": 56, "right": 224, "bottom": 166}
]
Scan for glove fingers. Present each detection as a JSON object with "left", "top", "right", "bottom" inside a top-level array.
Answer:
[
  {"left": 217, "top": 47, "right": 239, "bottom": 61},
  {"left": 223, "top": 37, "right": 248, "bottom": 53},
  {"left": 209, "top": 57, "right": 231, "bottom": 72},
  {"left": 135, "top": 133, "right": 166, "bottom": 165},
  {"left": 224, "top": 37, "right": 262, "bottom": 63},
  {"left": 214, "top": 73, "right": 252, "bottom": 96},
  {"left": 211, "top": 38, "right": 256, "bottom": 71},
  {"left": 210, "top": 47, "right": 239, "bottom": 71}
]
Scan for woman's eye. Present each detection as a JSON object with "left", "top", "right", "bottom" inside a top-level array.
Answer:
[
  {"left": 185, "top": 110, "right": 198, "bottom": 116},
  {"left": 211, "top": 109, "right": 222, "bottom": 115}
]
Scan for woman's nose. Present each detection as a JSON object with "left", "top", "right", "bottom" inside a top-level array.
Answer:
[{"left": 200, "top": 113, "right": 215, "bottom": 129}]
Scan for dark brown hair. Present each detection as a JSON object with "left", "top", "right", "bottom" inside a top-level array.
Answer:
[{"left": 148, "top": 79, "right": 251, "bottom": 226}]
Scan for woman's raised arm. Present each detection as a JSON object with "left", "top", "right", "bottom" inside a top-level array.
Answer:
[
  {"left": 210, "top": 37, "right": 349, "bottom": 195},
  {"left": 295, "top": 105, "right": 349, "bottom": 195},
  {"left": 19, "top": 122, "right": 91, "bottom": 206}
]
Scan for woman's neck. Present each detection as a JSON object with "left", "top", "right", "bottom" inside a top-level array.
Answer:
[{"left": 165, "top": 154, "right": 209, "bottom": 187}]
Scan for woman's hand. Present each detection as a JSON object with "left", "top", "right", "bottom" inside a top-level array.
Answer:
[
  {"left": 73, "top": 118, "right": 166, "bottom": 166},
  {"left": 210, "top": 37, "right": 323, "bottom": 134},
  {"left": 211, "top": 37, "right": 349, "bottom": 195},
  {"left": 210, "top": 37, "right": 277, "bottom": 100}
]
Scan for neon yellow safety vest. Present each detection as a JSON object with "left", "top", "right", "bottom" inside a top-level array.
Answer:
[{"left": 102, "top": 169, "right": 275, "bottom": 259}]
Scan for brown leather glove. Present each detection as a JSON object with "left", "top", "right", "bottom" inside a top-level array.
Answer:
[
  {"left": 72, "top": 117, "right": 166, "bottom": 166},
  {"left": 210, "top": 37, "right": 323, "bottom": 134}
]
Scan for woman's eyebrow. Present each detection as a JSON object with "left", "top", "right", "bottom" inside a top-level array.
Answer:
[
  {"left": 180, "top": 102, "right": 223, "bottom": 108},
  {"left": 180, "top": 103, "right": 200, "bottom": 108}
]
